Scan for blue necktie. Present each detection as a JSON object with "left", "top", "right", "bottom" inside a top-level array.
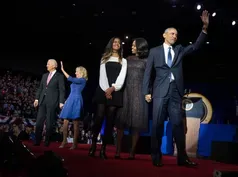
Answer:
[
  {"left": 167, "top": 47, "right": 172, "bottom": 67},
  {"left": 167, "top": 47, "right": 173, "bottom": 82}
]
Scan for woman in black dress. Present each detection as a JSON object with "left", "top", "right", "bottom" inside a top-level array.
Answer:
[
  {"left": 115, "top": 38, "right": 149, "bottom": 159},
  {"left": 88, "top": 37, "right": 127, "bottom": 159}
]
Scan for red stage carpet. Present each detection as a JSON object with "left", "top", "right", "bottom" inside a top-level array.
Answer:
[{"left": 18, "top": 141, "right": 238, "bottom": 177}]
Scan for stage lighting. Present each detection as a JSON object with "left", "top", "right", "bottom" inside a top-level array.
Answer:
[{"left": 196, "top": 4, "right": 201, "bottom": 10}]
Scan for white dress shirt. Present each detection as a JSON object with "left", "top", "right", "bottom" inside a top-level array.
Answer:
[
  {"left": 50, "top": 70, "right": 57, "bottom": 77},
  {"left": 163, "top": 43, "right": 175, "bottom": 81}
]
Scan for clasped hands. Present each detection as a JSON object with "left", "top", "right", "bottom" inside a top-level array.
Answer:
[
  {"left": 105, "top": 87, "right": 115, "bottom": 99},
  {"left": 145, "top": 94, "right": 152, "bottom": 103}
]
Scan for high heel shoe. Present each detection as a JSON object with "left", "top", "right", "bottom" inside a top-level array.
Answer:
[
  {"left": 88, "top": 143, "right": 96, "bottom": 157},
  {"left": 99, "top": 145, "right": 107, "bottom": 159},
  {"left": 128, "top": 151, "right": 135, "bottom": 160},
  {"left": 59, "top": 142, "right": 67, "bottom": 148},
  {"left": 70, "top": 144, "right": 77, "bottom": 150}
]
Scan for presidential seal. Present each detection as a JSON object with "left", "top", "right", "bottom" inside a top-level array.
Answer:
[
  {"left": 182, "top": 98, "right": 194, "bottom": 111},
  {"left": 183, "top": 93, "right": 213, "bottom": 123}
]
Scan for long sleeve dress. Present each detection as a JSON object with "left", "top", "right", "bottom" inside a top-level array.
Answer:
[
  {"left": 94, "top": 56, "right": 127, "bottom": 107},
  {"left": 59, "top": 77, "right": 86, "bottom": 119},
  {"left": 116, "top": 56, "right": 148, "bottom": 131}
]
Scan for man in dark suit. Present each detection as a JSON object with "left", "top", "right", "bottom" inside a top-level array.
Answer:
[
  {"left": 142, "top": 10, "right": 209, "bottom": 167},
  {"left": 33, "top": 59, "right": 65, "bottom": 146}
]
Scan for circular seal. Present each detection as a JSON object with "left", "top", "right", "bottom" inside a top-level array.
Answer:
[
  {"left": 183, "top": 93, "right": 213, "bottom": 124},
  {"left": 182, "top": 99, "right": 194, "bottom": 111}
]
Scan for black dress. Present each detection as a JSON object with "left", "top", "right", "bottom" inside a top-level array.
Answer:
[
  {"left": 94, "top": 56, "right": 127, "bottom": 107},
  {"left": 116, "top": 56, "right": 149, "bottom": 132}
]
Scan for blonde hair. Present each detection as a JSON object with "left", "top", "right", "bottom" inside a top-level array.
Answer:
[{"left": 76, "top": 66, "right": 88, "bottom": 80}]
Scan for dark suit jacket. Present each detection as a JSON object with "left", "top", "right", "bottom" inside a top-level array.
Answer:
[
  {"left": 36, "top": 71, "right": 65, "bottom": 106},
  {"left": 143, "top": 32, "right": 207, "bottom": 98}
]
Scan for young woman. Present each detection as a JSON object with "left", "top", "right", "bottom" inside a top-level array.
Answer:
[
  {"left": 115, "top": 38, "right": 149, "bottom": 159},
  {"left": 88, "top": 37, "right": 127, "bottom": 159},
  {"left": 59, "top": 61, "right": 88, "bottom": 149}
]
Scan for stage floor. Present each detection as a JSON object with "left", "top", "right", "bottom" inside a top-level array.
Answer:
[{"left": 16, "top": 141, "right": 238, "bottom": 177}]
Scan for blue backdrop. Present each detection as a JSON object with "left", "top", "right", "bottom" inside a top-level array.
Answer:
[
  {"left": 100, "top": 120, "right": 237, "bottom": 157},
  {"left": 100, "top": 83, "right": 238, "bottom": 156}
]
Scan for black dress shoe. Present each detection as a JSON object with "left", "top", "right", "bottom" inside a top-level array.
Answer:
[
  {"left": 152, "top": 160, "right": 163, "bottom": 167},
  {"left": 99, "top": 145, "right": 107, "bottom": 159},
  {"left": 100, "top": 150, "right": 107, "bottom": 159},
  {"left": 88, "top": 144, "right": 96, "bottom": 157},
  {"left": 177, "top": 159, "right": 198, "bottom": 167}
]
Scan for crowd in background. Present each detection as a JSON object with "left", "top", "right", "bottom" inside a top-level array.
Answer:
[
  {"left": 0, "top": 70, "right": 39, "bottom": 118},
  {"left": 0, "top": 70, "right": 105, "bottom": 144}
]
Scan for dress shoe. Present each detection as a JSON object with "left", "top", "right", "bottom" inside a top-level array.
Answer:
[
  {"left": 88, "top": 143, "right": 96, "bottom": 157},
  {"left": 128, "top": 152, "right": 135, "bottom": 160},
  {"left": 152, "top": 160, "right": 163, "bottom": 167},
  {"left": 59, "top": 142, "right": 67, "bottom": 148},
  {"left": 99, "top": 145, "right": 107, "bottom": 159},
  {"left": 151, "top": 153, "right": 163, "bottom": 167},
  {"left": 177, "top": 159, "right": 198, "bottom": 167},
  {"left": 69, "top": 144, "right": 77, "bottom": 150}
]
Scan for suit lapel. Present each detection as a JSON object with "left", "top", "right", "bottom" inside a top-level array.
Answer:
[
  {"left": 45, "top": 73, "right": 50, "bottom": 85},
  {"left": 171, "top": 46, "right": 179, "bottom": 67},
  {"left": 46, "top": 72, "right": 57, "bottom": 85},
  {"left": 160, "top": 44, "right": 179, "bottom": 67},
  {"left": 159, "top": 46, "right": 166, "bottom": 66}
]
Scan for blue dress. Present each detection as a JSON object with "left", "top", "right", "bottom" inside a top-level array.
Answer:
[{"left": 59, "top": 76, "right": 86, "bottom": 119}]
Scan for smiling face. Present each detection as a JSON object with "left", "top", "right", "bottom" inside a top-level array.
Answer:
[
  {"left": 75, "top": 68, "right": 82, "bottom": 78},
  {"left": 163, "top": 28, "right": 178, "bottom": 46},
  {"left": 112, "top": 38, "right": 121, "bottom": 52},
  {"left": 131, "top": 40, "right": 137, "bottom": 54},
  {"left": 75, "top": 66, "right": 88, "bottom": 80}
]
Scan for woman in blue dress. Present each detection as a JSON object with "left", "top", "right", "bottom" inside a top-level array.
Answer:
[{"left": 59, "top": 61, "right": 88, "bottom": 149}]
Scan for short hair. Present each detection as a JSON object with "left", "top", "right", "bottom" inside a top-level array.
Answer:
[
  {"left": 164, "top": 27, "right": 177, "bottom": 34},
  {"left": 76, "top": 66, "right": 88, "bottom": 80},
  {"left": 48, "top": 59, "right": 58, "bottom": 68}
]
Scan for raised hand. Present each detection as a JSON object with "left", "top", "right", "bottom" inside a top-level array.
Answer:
[
  {"left": 60, "top": 61, "right": 64, "bottom": 71},
  {"left": 201, "top": 10, "right": 209, "bottom": 28}
]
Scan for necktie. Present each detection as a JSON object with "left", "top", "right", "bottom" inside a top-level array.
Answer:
[
  {"left": 47, "top": 72, "right": 52, "bottom": 85},
  {"left": 167, "top": 47, "right": 172, "bottom": 67}
]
